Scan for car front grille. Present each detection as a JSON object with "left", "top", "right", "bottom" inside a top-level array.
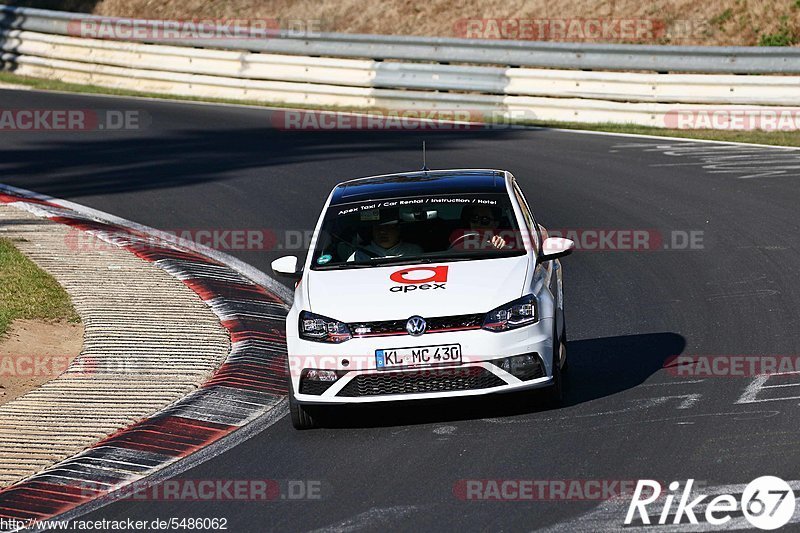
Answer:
[
  {"left": 348, "top": 313, "right": 484, "bottom": 338},
  {"left": 299, "top": 379, "right": 337, "bottom": 395},
  {"left": 336, "top": 366, "right": 506, "bottom": 397}
]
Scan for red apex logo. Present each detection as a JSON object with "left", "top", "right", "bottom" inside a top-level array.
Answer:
[{"left": 389, "top": 266, "right": 449, "bottom": 284}]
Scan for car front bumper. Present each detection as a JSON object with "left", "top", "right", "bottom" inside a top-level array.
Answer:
[{"left": 287, "top": 317, "right": 556, "bottom": 405}]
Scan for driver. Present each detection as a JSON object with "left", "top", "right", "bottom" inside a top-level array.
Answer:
[
  {"left": 451, "top": 205, "right": 508, "bottom": 250},
  {"left": 347, "top": 213, "right": 423, "bottom": 261}
]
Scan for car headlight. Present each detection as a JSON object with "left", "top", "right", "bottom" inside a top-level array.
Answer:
[
  {"left": 299, "top": 311, "right": 351, "bottom": 343},
  {"left": 482, "top": 294, "right": 538, "bottom": 332}
]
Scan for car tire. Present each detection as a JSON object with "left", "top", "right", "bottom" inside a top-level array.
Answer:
[
  {"left": 289, "top": 393, "right": 317, "bottom": 430},
  {"left": 560, "top": 317, "right": 568, "bottom": 373}
]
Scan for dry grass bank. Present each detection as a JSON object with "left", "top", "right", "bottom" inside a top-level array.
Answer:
[{"left": 9, "top": 0, "right": 800, "bottom": 46}]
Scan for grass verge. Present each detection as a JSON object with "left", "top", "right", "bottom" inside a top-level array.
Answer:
[
  {"left": 0, "top": 237, "right": 80, "bottom": 337},
  {"left": 2, "top": 70, "right": 799, "bottom": 148}
]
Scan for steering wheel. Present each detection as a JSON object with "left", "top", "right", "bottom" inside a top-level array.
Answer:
[
  {"left": 354, "top": 246, "right": 381, "bottom": 259},
  {"left": 330, "top": 231, "right": 382, "bottom": 260},
  {"left": 447, "top": 231, "right": 482, "bottom": 250}
]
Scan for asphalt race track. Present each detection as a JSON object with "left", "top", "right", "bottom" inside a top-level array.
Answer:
[{"left": 2, "top": 88, "right": 800, "bottom": 532}]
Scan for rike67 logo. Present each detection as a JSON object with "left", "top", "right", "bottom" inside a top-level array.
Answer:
[
  {"left": 626, "top": 477, "right": 796, "bottom": 530},
  {"left": 389, "top": 266, "right": 448, "bottom": 293}
]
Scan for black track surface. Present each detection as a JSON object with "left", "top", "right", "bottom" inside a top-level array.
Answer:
[{"left": 2, "top": 89, "right": 799, "bottom": 532}]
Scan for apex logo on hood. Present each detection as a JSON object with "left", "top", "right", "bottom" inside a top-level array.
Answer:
[{"left": 389, "top": 266, "right": 448, "bottom": 293}]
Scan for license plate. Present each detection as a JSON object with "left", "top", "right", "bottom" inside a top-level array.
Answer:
[{"left": 376, "top": 344, "right": 462, "bottom": 370}]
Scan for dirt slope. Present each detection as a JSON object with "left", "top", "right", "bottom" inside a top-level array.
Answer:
[{"left": 10, "top": 0, "right": 800, "bottom": 46}]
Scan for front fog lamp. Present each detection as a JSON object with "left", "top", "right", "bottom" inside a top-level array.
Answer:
[
  {"left": 482, "top": 294, "right": 538, "bottom": 332},
  {"left": 493, "top": 354, "right": 543, "bottom": 380},
  {"left": 299, "top": 311, "right": 351, "bottom": 343},
  {"left": 304, "top": 369, "right": 339, "bottom": 382}
]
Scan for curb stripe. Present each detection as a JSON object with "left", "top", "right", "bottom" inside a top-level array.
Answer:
[{"left": 0, "top": 189, "right": 289, "bottom": 530}]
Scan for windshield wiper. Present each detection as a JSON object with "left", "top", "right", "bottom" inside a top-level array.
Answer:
[
  {"left": 366, "top": 252, "right": 519, "bottom": 267},
  {"left": 314, "top": 257, "right": 438, "bottom": 269},
  {"left": 314, "top": 251, "right": 523, "bottom": 270},
  {"left": 387, "top": 250, "right": 522, "bottom": 263},
  {"left": 314, "top": 262, "right": 375, "bottom": 270},
  {"left": 368, "top": 256, "right": 467, "bottom": 266}
]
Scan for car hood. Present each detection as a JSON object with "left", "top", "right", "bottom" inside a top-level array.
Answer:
[{"left": 305, "top": 255, "right": 529, "bottom": 322}]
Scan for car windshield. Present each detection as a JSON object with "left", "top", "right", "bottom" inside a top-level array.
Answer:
[{"left": 310, "top": 193, "right": 527, "bottom": 270}]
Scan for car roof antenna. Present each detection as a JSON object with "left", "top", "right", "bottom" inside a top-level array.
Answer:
[{"left": 421, "top": 141, "right": 429, "bottom": 172}]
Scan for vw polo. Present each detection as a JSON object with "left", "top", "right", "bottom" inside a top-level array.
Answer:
[{"left": 272, "top": 169, "right": 574, "bottom": 429}]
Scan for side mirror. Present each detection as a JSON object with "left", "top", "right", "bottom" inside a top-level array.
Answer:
[
  {"left": 538, "top": 238, "right": 574, "bottom": 263},
  {"left": 271, "top": 255, "right": 302, "bottom": 279}
]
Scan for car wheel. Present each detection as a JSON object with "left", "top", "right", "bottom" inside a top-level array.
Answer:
[{"left": 289, "top": 393, "right": 317, "bottom": 430}]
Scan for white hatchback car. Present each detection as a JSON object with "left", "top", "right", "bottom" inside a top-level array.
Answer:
[{"left": 272, "top": 169, "right": 574, "bottom": 429}]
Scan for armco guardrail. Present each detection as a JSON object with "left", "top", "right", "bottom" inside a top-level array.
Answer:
[
  {"left": 1, "top": 5, "right": 799, "bottom": 128},
  {"left": 2, "top": 4, "right": 800, "bottom": 74}
]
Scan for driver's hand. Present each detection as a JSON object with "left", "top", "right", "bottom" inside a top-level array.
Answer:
[{"left": 489, "top": 235, "right": 507, "bottom": 249}]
